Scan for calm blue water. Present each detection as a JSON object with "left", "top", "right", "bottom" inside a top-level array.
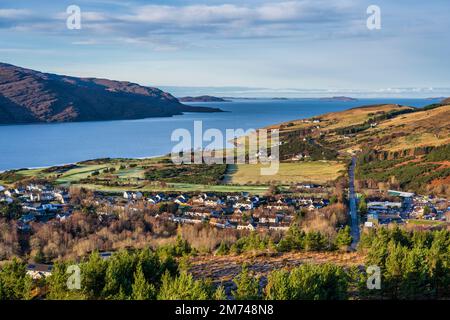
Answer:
[{"left": 0, "top": 98, "right": 439, "bottom": 170}]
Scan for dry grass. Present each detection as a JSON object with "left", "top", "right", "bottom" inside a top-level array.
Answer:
[
  {"left": 189, "top": 251, "right": 365, "bottom": 283},
  {"left": 374, "top": 105, "right": 450, "bottom": 151},
  {"left": 320, "top": 104, "right": 414, "bottom": 130},
  {"left": 265, "top": 104, "right": 412, "bottom": 132},
  {"left": 231, "top": 161, "right": 346, "bottom": 185}
]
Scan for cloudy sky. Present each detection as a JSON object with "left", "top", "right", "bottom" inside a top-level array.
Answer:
[{"left": 1, "top": 0, "right": 449, "bottom": 97}]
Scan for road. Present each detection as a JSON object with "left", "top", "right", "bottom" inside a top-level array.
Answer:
[{"left": 348, "top": 156, "right": 360, "bottom": 249}]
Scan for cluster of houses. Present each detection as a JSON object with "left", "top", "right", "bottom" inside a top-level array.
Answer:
[
  {"left": 0, "top": 184, "right": 72, "bottom": 231},
  {"left": 0, "top": 182, "right": 334, "bottom": 233},
  {"left": 121, "top": 191, "right": 330, "bottom": 232},
  {"left": 364, "top": 190, "right": 450, "bottom": 227},
  {"left": 409, "top": 195, "right": 449, "bottom": 221}
]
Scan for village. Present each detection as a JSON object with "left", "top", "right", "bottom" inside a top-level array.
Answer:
[
  {"left": 1, "top": 181, "right": 450, "bottom": 281},
  {"left": 365, "top": 190, "right": 450, "bottom": 227},
  {"left": 0, "top": 183, "right": 328, "bottom": 233},
  {"left": 1, "top": 182, "right": 449, "bottom": 236}
]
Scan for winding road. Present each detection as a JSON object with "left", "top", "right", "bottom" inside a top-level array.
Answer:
[{"left": 348, "top": 156, "right": 360, "bottom": 248}]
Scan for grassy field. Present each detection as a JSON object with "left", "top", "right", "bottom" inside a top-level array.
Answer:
[
  {"left": 0, "top": 157, "right": 169, "bottom": 187},
  {"left": 230, "top": 161, "right": 346, "bottom": 185},
  {"left": 406, "top": 219, "right": 448, "bottom": 227},
  {"left": 56, "top": 165, "right": 112, "bottom": 183},
  {"left": 266, "top": 104, "right": 413, "bottom": 132},
  {"left": 374, "top": 106, "right": 450, "bottom": 152},
  {"left": 321, "top": 104, "right": 414, "bottom": 130},
  {"left": 73, "top": 182, "right": 272, "bottom": 194}
]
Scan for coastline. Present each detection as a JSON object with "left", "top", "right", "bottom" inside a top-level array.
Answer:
[
  {"left": 0, "top": 154, "right": 167, "bottom": 174},
  {"left": 0, "top": 98, "right": 440, "bottom": 172}
]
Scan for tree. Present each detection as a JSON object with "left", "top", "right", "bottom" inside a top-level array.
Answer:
[
  {"left": 365, "top": 228, "right": 390, "bottom": 267},
  {"left": 131, "top": 264, "right": 156, "bottom": 300},
  {"left": 0, "top": 259, "right": 32, "bottom": 300},
  {"left": 233, "top": 265, "right": 260, "bottom": 300},
  {"left": 426, "top": 230, "right": 450, "bottom": 298},
  {"left": 215, "top": 241, "right": 229, "bottom": 256},
  {"left": 81, "top": 251, "right": 107, "bottom": 299},
  {"left": 287, "top": 263, "right": 348, "bottom": 300},
  {"left": 0, "top": 200, "right": 23, "bottom": 220},
  {"left": 213, "top": 285, "right": 227, "bottom": 300},
  {"left": 335, "top": 226, "right": 352, "bottom": 249},
  {"left": 357, "top": 195, "right": 367, "bottom": 215},
  {"left": 157, "top": 271, "right": 213, "bottom": 300},
  {"left": 401, "top": 247, "right": 429, "bottom": 299},
  {"left": 102, "top": 250, "right": 136, "bottom": 299},
  {"left": 359, "top": 228, "right": 450, "bottom": 300},
  {"left": 46, "top": 262, "right": 86, "bottom": 300},
  {"left": 264, "top": 269, "right": 291, "bottom": 300},
  {"left": 138, "top": 247, "right": 163, "bottom": 283},
  {"left": 304, "top": 231, "right": 328, "bottom": 251},
  {"left": 277, "top": 224, "right": 305, "bottom": 252},
  {"left": 384, "top": 241, "right": 407, "bottom": 299}
]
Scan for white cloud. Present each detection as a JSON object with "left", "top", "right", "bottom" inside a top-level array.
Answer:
[
  {"left": 0, "top": 9, "right": 31, "bottom": 19},
  {"left": 122, "top": 4, "right": 250, "bottom": 24},
  {"left": 0, "top": 1, "right": 361, "bottom": 41},
  {"left": 71, "top": 39, "right": 99, "bottom": 45},
  {"left": 121, "top": 1, "right": 355, "bottom": 26}
]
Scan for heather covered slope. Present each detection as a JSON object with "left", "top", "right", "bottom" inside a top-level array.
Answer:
[
  {"left": 265, "top": 103, "right": 449, "bottom": 155},
  {"left": 258, "top": 103, "right": 450, "bottom": 195},
  {"left": 0, "top": 63, "right": 221, "bottom": 124}
]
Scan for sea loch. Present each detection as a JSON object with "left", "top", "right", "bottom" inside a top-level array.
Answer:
[{"left": 0, "top": 98, "right": 437, "bottom": 171}]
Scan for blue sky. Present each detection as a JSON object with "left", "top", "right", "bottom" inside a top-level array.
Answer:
[{"left": 1, "top": 0, "right": 449, "bottom": 97}]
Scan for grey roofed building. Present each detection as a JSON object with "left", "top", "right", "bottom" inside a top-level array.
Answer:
[
  {"left": 26, "top": 263, "right": 53, "bottom": 279},
  {"left": 388, "top": 190, "right": 415, "bottom": 198}
]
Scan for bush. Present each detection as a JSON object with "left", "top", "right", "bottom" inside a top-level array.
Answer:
[
  {"left": 265, "top": 263, "right": 348, "bottom": 300},
  {"left": 233, "top": 265, "right": 260, "bottom": 300},
  {"left": 157, "top": 271, "right": 215, "bottom": 300}
]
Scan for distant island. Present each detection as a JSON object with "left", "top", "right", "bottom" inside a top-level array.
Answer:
[
  {"left": 319, "top": 96, "right": 358, "bottom": 102},
  {"left": 426, "top": 97, "right": 446, "bottom": 100},
  {"left": 179, "top": 95, "right": 231, "bottom": 102},
  {"left": 0, "top": 63, "right": 222, "bottom": 124}
]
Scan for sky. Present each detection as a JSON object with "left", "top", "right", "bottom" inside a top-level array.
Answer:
[{"left": 0, "top": 0, "right": 449, "bottom": 97}]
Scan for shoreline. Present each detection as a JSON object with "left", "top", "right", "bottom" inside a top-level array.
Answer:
[
  {"left": 0, "top": 154, "right": 167, "bottom": 174},
  {"left": 0, "top": 98, "right": 442, "bottom": 173}
]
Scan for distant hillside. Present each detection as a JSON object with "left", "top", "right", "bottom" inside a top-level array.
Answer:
[
  {"left": 259, "top": 103, "right": 450, "bottom": 195},
  {"left": 319, "top": 96, "right": 358, "bottom": 102},
  {"left": 179, "top": 95, "right": 230, "bottom": 102},
  {"left": 0, "top": 63, "right": 222, "bottom": 124},
  {"left": 441, "top": 97, "right": 450, "bottom": 105}
]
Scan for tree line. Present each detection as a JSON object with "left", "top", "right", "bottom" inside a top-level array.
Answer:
[{"left": 2, "top": 227, "right": 449, "bottom": 300}]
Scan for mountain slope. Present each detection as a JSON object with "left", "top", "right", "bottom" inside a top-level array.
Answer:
[
  {"left": 263, "top": 103, "right": 450, "bottom": 195},
  {"left": 0, "top": 63, "right": 221, "bottom": 124}
]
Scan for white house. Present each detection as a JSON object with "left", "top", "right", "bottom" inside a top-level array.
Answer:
[
  {"left": 30, "top": 193, "right": 41, "bottom": 202},
  {"left": 54, "top": 192, "right": 69, "bottom": 204},
  {"left": 123, "top": 192, "right": 132, "bottom": 199},
  {"left": 26, "top": 264, "right": 53, "bottom": 279},
  {"left": 237, "top": 223, "right": 256, "bottom": 231},
  {"left": 233, "top": 201, "right": 253, "bottom": 210}
]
